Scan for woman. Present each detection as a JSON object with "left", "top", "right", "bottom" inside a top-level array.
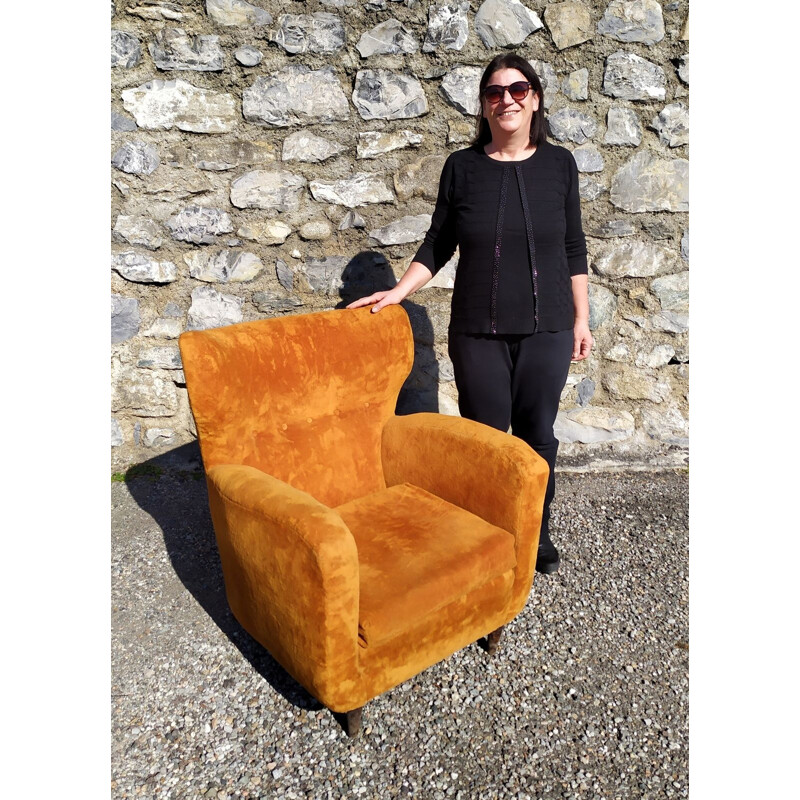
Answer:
[{"left": 348, "top": 53, "right": 592, "bottom": 574}]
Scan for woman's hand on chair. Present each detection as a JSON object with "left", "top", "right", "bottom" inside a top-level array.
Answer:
[{"left": 346, "top": 288, "right": 403, "bottom": 313}]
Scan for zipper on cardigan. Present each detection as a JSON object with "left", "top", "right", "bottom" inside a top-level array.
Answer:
[
  {"left": 490, "top": 166, "right": 511, "bottom": 334},
  {"left": 514, "top": 164, "right": 539, "bottom": 333}
]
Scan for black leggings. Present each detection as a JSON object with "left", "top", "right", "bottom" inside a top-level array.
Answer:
[{"left": 448, "top": 330, "right": 574, "bottom": 538}]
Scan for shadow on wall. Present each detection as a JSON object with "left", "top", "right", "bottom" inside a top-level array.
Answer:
[
  {"left": 123, "top": 258, "right": 440, "bottom": 713},
  {"left": 335, "top": 251, "right": 439, "bottom": 415}
]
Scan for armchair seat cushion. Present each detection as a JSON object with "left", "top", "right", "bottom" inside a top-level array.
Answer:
[{"left": 335, "top": 483, "right": 517, "bottom": 648}]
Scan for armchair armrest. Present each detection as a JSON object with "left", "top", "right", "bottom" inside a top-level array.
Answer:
[
  {"left": 381, "top": 413, "right": 549, "bottom": 609},
  {"left": 205, "top": 464, "right": 360, "bottom": 702}
]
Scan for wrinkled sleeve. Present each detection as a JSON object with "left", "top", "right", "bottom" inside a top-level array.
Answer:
[
  {"left": 412, "top": 154, "right": 458, "bottom": 275},
  {"left": 565, "top": 151, "right": 588, "bottom": 276}
]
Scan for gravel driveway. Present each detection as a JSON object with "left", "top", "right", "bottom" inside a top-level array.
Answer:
[{"left": 111, "top": 468, "right": 688, "bottom": 800}]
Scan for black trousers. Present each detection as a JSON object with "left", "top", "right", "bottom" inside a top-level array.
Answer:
[{"left": 448, "top": 330, "right": 574, "bottom": 539}]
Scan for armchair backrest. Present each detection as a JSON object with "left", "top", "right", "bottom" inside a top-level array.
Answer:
[{"left": 179, "top": 305, "right": 414, "bottom": 508}]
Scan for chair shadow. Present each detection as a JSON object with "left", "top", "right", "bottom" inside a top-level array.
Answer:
[{"left": 123, "top": 251, "right": 441, "bottom": 727}]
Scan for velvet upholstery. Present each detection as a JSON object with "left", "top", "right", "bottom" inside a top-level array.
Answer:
[{"left": 179, "top": 306, "right": 549, "bottom": 714}]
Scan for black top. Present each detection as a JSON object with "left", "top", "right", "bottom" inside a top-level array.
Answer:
[{"left": 413, "top": 141, "right": 588, "bottom": 334}]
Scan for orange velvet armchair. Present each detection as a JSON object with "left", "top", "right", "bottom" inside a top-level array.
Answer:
[{"left": 179, "top": 306, "right": 549, "bottom": 735}]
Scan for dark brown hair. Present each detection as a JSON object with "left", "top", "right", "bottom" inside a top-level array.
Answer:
[{"left": 472, "top": 54, "right": 547, "bottom": 148}]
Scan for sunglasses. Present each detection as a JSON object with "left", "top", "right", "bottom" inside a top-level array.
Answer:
[{"left": 481, "top": 81, "right": 534, "bottom": 104}]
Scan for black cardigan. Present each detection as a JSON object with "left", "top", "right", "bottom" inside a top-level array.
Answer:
[{"left": 413, "top": 141, "right": 588, "bottom": 334}]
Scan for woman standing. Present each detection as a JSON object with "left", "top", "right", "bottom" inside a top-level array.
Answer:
[{"left": 348, "top": 53, "right": 592, "bottom": 575}]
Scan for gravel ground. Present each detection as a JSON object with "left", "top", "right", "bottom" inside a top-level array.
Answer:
[{"left": 111, "top": 468, "right": 688, "bottom": 800}]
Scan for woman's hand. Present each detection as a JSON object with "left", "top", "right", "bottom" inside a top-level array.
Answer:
[
  {"left": 346, "top": 288, "right": 404, "bottom": 313},
  {"left": 572, "top": 319, "right": 593, "bottom": 361}
]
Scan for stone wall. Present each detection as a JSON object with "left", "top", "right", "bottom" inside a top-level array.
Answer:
[{"left": 111, "top": 0, "right": 689, "bottom": 470}]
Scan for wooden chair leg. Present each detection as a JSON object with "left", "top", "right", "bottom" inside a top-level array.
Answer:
[
  {"left": 345, "top": 706, "right": 363, "bottom": 738},
  {"left": 487, "top": 626, "right": 504, "bottom": 655}
]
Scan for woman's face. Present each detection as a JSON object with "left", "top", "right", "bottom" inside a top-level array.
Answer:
[{"left": 481, "top": 68, "right": 539, "bottom": 142}]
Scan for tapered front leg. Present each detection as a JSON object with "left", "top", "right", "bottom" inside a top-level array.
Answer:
[
  {"left": 345, "top": 707, "right": 363, "bottom": 738},
  {"left": 486, "top": 626, "right": 504, "bottom": 655}
]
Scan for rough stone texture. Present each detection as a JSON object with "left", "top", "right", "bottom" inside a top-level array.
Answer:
[
  {"left": 137, "top": 346, "right": 182, "bottom": 370},
  {"left": 230, "top": 169, "right": 306, "bottom": 212},
  {"left": 604, "top": 342, "right": 630, "bottom": 361},
  {"left": 300, "top": 256, "right": 348, "bottom": 294},
  {"left": 111, "top": 418, "right": 123, "bottom": 447},
  {"left": 252, "top": 291, "right": 304, "bottom": 313},
  {"left": 474, "top": 0, "right": 543, "bottom": 48},
  {"left": 111, "top": 30, "right": 142, "bottom": 68},
  {"left": 186, "top": 139, "right": 276, "bottom": 171},
  {"left": 276, "top": 259, "right": 293, "bottom": 290},
  {"left": 573, "top": 144, "right": 604, "bottom": 173},
  {"left": 237, "top": 219, "right": 292, "bottom": 244},
  {"left": 186, "top": 285, "right": 244, "bottom": 330},
  {"left": 205, "top": 0, "right": 272, "bottom": 27},
  {"left": 298, "top": 220, "right": 332, "bottom": 241},
  {"left": 310, "top": 173, "right": 394, "bottom": 207},
  {"left": 597, "top": 0, "right": 665, "bottom": 45},
  {"left": 357, "top": 130, "right": 423, "bottom": 159},
  {"left": 650, "top": 311, "right": 688, "bottom": 334},
  {"left": 149, "top": 27, "right": 224, "bottom": 71},
  {"left": 588, "top": 282, "right": 617, "bottom": 329},
  {"left": 544, "top": 1, "right": 594, "bottom": 50},
  {"left": 440, "top": 66, "right": 482, "bottom": 116},
  {"left": 635, "top": 344, "right": 675, "bottom": 369},
  {"left": 243, "top": 67, "right": 349, "bottom": 127},
  {"left": 353, "top": 70, "right": 428, "bottom": 120},
  {"left": 610, "top": 150, "right": 689, "bottom": 212},
  {"left": 234, "top": 45, "right": 262, "bottom": 66},
  {"left": 555, "top": 406, "right": 635, "bottom": 443},
  {"left": 112, "top": 140, "right": 160, "bottom": 175},
  {"left": 166, "top": 205, "right": 234, "bottom": 243},
  {"left": 604, "top": 106, "right": 642, "bottom": 146},
  {"left": 111, "top": 295, "right": 141, "bottom": 344},
  {"left": 112, "top": 369, "right": 179, "bottom": 416},
  {"left": 641, "top": 405, "right": 689, "bottom": 446},
  {"left": 143, "top": 317, "right": 183, "bottom": 339},
  {"left": 579, "top": 176, "right": 605, "bottom": 200},
  {"left": 110, "top": 0, "right": 689, "bottom": 469},
  {"left": 593, "top": 240, "right": 676, "bottom": 278},
  {"left": 423, "top": 2, "right": 470, "bottom": 52},
  {"left": 112, "top": 251, "right": 178, "bottom": 283},
  {"left": 562, "top": 68, "right": 589, "bottom": 101},
  {"left": 603, "top": 51, "right": 667, "bottom": 101},
  {"left": 586, "top": 219, "right": 635, "bottom": 238},
  {"left": 369, "top": 214, "right": 431, "bottom": 245},
  {"left": 122, "top": 79, "right": 237, "bottom": 133},
  {"left": 357, "top": 19, "right": 418, "bottom": 57},
  {"left": 394, "top": 155, "right": 447, "bottom": 201},
  {"left": 529, "top": 59, "right": 559, "bottom": 110},
  {"left": 113, "top": 215, "right": 164, "bottom": 250},
  {"left": 282, "top": 131, "right": 347, "bottom": 163},
  {"left": 339, "top": 210, "right": 366, "bottom": 230},
  {"left": 677, "top": 54, "right": 689, "bottom": 84},
  {"left": 127, "top": 2, "right": 186, "bottom": 21},
  {"left": 142, "top": 428, "right": 177, "bottom": 448},
  {"left": 185, "top": 249, "right": 264, "bottom": 282},
  {"left": 547, "top": 108, "right": 598, "bottom": 144},
  {"left": 275, "top": 13, "right": 346, "bottom": 55},
  {"left": 603, "top": 367, "right": 670, "bottom": 402},
  {"left": 650, "top": 102, "right": 689, "bottom": 147},
  {"left": 111, "top": 111, "right": 138, "bottom": 131},
  {"left": 651, "top": 271, "right": 689, "bottom": 313}
]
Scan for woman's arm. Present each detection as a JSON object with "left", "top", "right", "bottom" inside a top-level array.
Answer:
[
  {"left": 346, "top": 260, "right": 434, "bottom": 312},
  {"left": 346, "top": 154, "right": 458, "bottom": 313},
  {"left": 571, "top": 273, "right": 593, "bottom": 361}
]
